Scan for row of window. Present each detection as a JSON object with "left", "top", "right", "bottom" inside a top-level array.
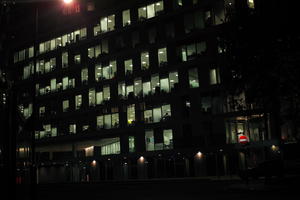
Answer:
[
  {"left": 34, "top": 128, "right": 173, "bottom": 155},
  {"left": 22, "top": 42, "right": 209, "bottom": 82},
  {"left": 15, "top": 0, "right": 235, "bottom": 64}
]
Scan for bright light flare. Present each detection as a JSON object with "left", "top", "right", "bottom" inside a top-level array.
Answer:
[{"left": 63, "top": 0, "right": 73, "bottom": 4}]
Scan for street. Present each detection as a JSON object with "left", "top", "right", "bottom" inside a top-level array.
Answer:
[{"left": 16, "top": 176, "right": 298, "bottom": 200}]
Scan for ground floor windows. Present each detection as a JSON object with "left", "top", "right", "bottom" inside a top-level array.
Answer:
[
  {"left": 225, "top": 114, "right": 269, "bottom": 144},
  {"left": 101, "top": 138, "right": 120, "bottom": 155}
]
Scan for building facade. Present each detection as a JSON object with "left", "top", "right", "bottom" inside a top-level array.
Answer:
[{"left": 10, "top": 0, "right": 282, "bottom": 183}]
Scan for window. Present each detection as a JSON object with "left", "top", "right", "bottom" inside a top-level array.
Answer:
[
  {"left": 132, "top": 31, "right": 140, "bottom": 47},
  {"left": 247, "top": 0, "right": 255, "bottom": 9},
  {"left": 97, "top": 115, "right": 104, "bottom": 129},
  {"left": 14, "top": 52, "right": 19, "bottom": 63},
  {"left": 112, "top": 113, "right": 119, "bottom": 128},
  {"left": 122, "top": 9, "right": 131, "bottom": 26},
  {"left": 160, "top": 78, "right": 169, "bottom": 93},
  {"left": 29, "top": 46, "right": 34, "bottom": 58},
  {"left": 145, "top": 130, "right": 155, "bottom": 151},
  {"left": 62, "top": 77, "right": 68, "bottom": 90},
  {"left": 50, "top": 78, "right": 56, "bottom": 92},
  {"left": 74, "top": 54, "right": 81, "bottom": 64},
  {"left": 98, "top": 113, "right": 119, "bottom": 129},
  {"left": 95, "top": 60, "right": 116, "bottom": 81},
  {"left": 118, "top": 82, "right": 126, "bottom": 98},
  {"left": 158, "top": 47, "right": 167, "bottom": 66},
  {"left": 88, "top": 47, "right": 95, "bottom": 58},
  {"left": 124, "top": 59, "right": 133, "bottom": 75},
  {"left": 165, "top": 23, "right": 175, "bottom": 39},
  {"left": 96, "top": 91, "right": 103, "bottom": 105},
  {"left": 148, "top": 27, "right": 156, "bottom": 44},
  {"left": 142, "top": 81, "right": 151, "bottom": 96},
  {"left": 210, "top": 68, "right": 221, "bottom": 85},
  {"left": 144, "top": 104, "right": 171, "bottom": 123},
  {"left": 141, "top": 52, "right": 149, "bottom": 70},
  {"left": 23, "top": 65, "right": 31, "bottom": 80},
  {"left": 69, "top": 124, "right": 76, "bottom": 134},
  {"left": 101, "top": 139, "right": 120, "bottom": 155},
  {"left": 39, "top": 106, "right": 45, "bottom": 117},
  {"left": 181, "top": 42, "right": 207, "bottom": 61},
  {"left": 126, "top": 85, "right": 133, "bottom": 97},
  {"left": 103, "top": 85, "right": 110, "bottom": 100},
  {"left": 62, "top": 52, "right": 68, "bottom": 68},
  {"left": 189, "top": 68, "right": 199, "bottom": 88},
  {"left": 169, "top": 71, "right": 179, "bottom": 90},
  {"left": 134, "top": 78, "right": 142, "bottom": 97},
  {"left": 151, "top": 74, "right": 159, "bottom": 94},
  {"left": 63, "top": 100, "right": 69, "bottom": 112},
  {"left": 81, "top": 68, "right": 88, "bottom": 84},
  {"left": 100, "top": 14, "right": 115, "bottom": 33},
  {"left": 163, "top": 129, "right": 173, "bottom": 149},
  {"left": 45, "top": 60, "right": 50, "bottom": 73},
  {"left": 89, "top": 88, "right": 95, "bottom": 106},
  {"left": 138, "top": 1, "right": 164, "bottom": 20},
  {"left": 129, "top": 136, "right": 135, "bottom": 152},
  {"left": 153, "top": 107, "right": 162, "bottom": 123},
  {"left": 69, "top": 78, "right": 75, "bottom": 88},
  {"left": 184, "top": 11, "right": 205, "bottom": 33},
  {"left": 36, "top": 60, "right": 44, "bottom": 74},
  {"left": 75, "top": 94, "right": 82, "bottom": 109},
  {"left": 162, "top": 105, "right": 171, "bottom": 120},
  {"left": 50, "top": 58, "right": 56, "bottom": 71},
  {"left": 127, "top": 104, "right": 135, "bottom": 125}
]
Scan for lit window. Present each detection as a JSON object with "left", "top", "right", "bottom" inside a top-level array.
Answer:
[
  {"left": 97, "top": 115, "right": 104, "bottom": 129},
  {"left": 63, "top": 100, "right": 69, "bottom": 112},
  {"left": 141, "top": 52, "right": 149, "bottom": 70},
  {"left": 163, "top": 129, "right": 173, "bottom": 149},
  {"left": 158, "top": 47, "right": 167, "bottom": 66},
  {"left": 247, "top": 0, "right": 255, "bottom": 9},
  {"left": 210, "top": 68, "right": 221, "bottom": 85},
  {"left": 138, "top": 1, "right": 164, "bottom": 20},
  {"left": 50, "top": 78, "right": 56, "bottom": 92},
  {"left": 89, "top": 88, "right": 95, "bottom": 106},
  {"left": 127, "top": 104, "right": 135, "bottom": 125},
  {"left": 189, "top": 68, "right": 199, "bottom": 88},
  {"left": 81, "top": 68, "right": 88, "bottom": 84},
  {"left": 99, "top": 14, "right": 115, "bottom": 33},
  {"left": 103, "top": 85, "right": 110, "bottom": 101},
  {"left": 69, "top": 124, "right": 76, "bottom": 134},
  {"left": 169, "top": 71, "right": 179, "bottom": 90},
  {"left": 96, "top": 91, "right": 103, "bottom": 105},
  {"left": 75, "top": 94, "right": 82, "bottom": 109},
  {"left": 129, "top": 136, "right": 135, "bottom": 152},
  {"left": 151, "top": 74, "right": 159, "bottom": 94},
  {"left": 124, "top": 59, "right": 133, "bottom": 75},
  {"left": 134, "top": 78, "right": 142, "bottom": 97},
  {"left": 62, "top": 52, "right": 68, "bottom": 68},
  {"left": 122, "top": 9, "right": 131, "bottom": 26},
  {"left": 74, "top": 54, "right": 81, "bottom": 64},
  {"left": 142, "top": 81, "right": 151, "bottom": 96},
  {"left": 145, "top": 130, "right": 154, "bottom": 151}
]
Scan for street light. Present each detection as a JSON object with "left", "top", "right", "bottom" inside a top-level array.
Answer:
[{"left": 63, "top": 0, "right": 73, "bottom": 4}]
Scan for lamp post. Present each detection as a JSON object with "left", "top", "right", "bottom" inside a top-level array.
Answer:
[{"left": 1, "top": 0, "right": 75, "bottom": 199}]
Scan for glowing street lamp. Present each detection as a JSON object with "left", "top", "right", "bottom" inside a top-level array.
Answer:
[{"left": 63, "top": 0, "right": 73, "bottom": 4}]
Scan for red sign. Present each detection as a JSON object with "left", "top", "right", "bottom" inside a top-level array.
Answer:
[{"left": 238, "top": 134, "right": 249, "bottom": 144}]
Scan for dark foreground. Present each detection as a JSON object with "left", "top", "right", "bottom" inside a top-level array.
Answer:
[{"left": 16, "top": 176, "right": 298, "bottom": 200}]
